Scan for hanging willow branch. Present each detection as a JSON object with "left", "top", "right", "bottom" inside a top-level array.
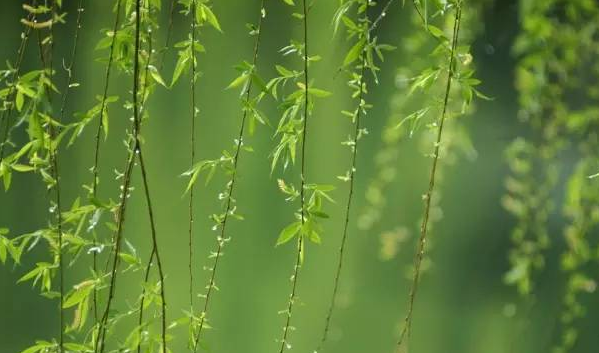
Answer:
[
  {"left": 277, "top": 1, "right": 310, "bottom": 352},
  {"left": 0, "top": 2, "right": 37, "bottom": 164},
  {"left": 38, "top": 2, "right": 66, "bottom": 352},
  {"left": 190, "top": 1, "right": 267, "bottom": 350},
  {"left": 88, "top": 0, "right": 123, "bottom": 327},
  {"left": 54, "top": 1, "right": 84, "bottom": 352},
  {"left": 397, "top": 1, "right": 463, "bottom": 349},
  {"left": 92, "top": 0, "right": 123, "bottom": 197},
  {"left": 318, "top": 30, "right": 366, "bottom": 353},
  {"left": 317, "top": 0, "right": 403, "bottom": 347},
  {"left": 133, "top": 15, "right": 168, "bottom": 353},
  {"left": 94, "top": 0, "right": 149, "bottom": 350},
  {"left": 136, "top": 147, "right": 168, "bottom": 353},
  {"left": 188, "top": 0, "right": 198, "bottom": 316}
]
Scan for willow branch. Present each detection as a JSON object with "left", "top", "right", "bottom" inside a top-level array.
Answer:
[
  {"left": 133, "top": 18, "right": 168, "bottom": 353},
  {"left": 0, "top": 1, "right": 37, "bottom": 163},
  {"left": 90, "top": 0, "right": 123, "bottom": 326},
  {"left": 318, "top": 54, "right": 367, "bottom": 352},
  {"left": 136, "top": 146, "right": 168, "bottom": 353},
  {"left": 188, "top": 0, "right": 198, "bottom": 316},
  {"left": 92, "top": 0, "right": 123, "bottom": 198},
  {"left": 191, "top": 0, "right": 266, "bottom": 350},
  {"left": 277, "top": 0, "right": 309, "bottom": 352},
  {"left": 396, "top": 2, "right": 463, "bottom": 349},
  {"left": 94, "top": 1, "right": 144, "bottom": 351}
]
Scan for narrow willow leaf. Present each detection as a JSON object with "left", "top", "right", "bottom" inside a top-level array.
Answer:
[
  {"left": 308, "top": 87, "right": 332, "bottom": 98},
  {"left": 63, "top": 280, "right": 95, "bottom": 308},
  {"left": 149, "top": 66, "right": 168, "bottom": 87},
  {"left": 277, "top": 221, "right": 302, "bottom": 246},
  {"left": 344, "top": 38, "right": 365, "bottom": 66},
  {"left": 199, "top": 4, "right": 222, "bottom": 32},
  {"left": 226, "top": 73, "right": 249, "bottom": 90}
]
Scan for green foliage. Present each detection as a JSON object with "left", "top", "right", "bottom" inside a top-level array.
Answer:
[
  {"left": 502, "top": 0, "right": 599, "bottom": 351},
  {"left": 2, "top": 0, "right": 599, "bottom": 353}
]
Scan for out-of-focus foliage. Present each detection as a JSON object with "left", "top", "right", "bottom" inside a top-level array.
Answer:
[{"left": 0, "top": 1, "right": 598, "bottom": 353}]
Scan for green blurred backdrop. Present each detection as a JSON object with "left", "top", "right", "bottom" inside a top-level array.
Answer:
[{"left": 0, "top": 1, "right": 597, "bottom": 353}]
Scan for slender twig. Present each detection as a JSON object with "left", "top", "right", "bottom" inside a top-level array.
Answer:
[
  {"left": 58, "top": 0, "right": 84, "bottom": 125},
  {"left": 160, "top": 0, "right": 177, "bottom": 69},
  {"left": 188, "top": 0, "right": 197, "bottom": 317},
  {"left": 39, "top": 1, "right": 64, "bottom": 352},
  {"left": 52, "top": 0, "right": 85, "bottom": 350},
  {"left": 277, "top": 1, "right": 309, "bottom": 352},
  {"left": 136, "top": 146, "right": 168, "bottom": 353},
  {"left": 191, "top": 1, "right": 266, "bottom": 350},
  {"left": 92, "top": 0, "right": 123, "bottom": 197},
  {"left": 133, "top": 15, "right": 168, "bottom": 353},
  {"left": 0, "top": 1, "right": 37, "bottom": 163},
  {"left": 317, "top": 52, "right": 368, "bottom": 353},
  {"left": 369, "top": 0, "right": 425, "bottom": 33},
  {"left": 94, "top": 1, "right": 145, "bottom": 351},
  {"left": 137, "top": 246, "right": 156, "bottom": 352},
  {"left": 370, "top": 0, "right": 397, "bottom": 32},
  {"left": 319, "top": 1, "right": 399, "bottom": 346},
  {"left": 396, "top": 2, "right": 463, "bottom": 350},
  {"left": 90, "top": 0, "right": 123, "bottom": 325}
]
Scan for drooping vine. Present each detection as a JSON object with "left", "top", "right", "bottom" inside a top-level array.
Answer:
[
  {"left": 170, "top": 3, "right": 223, "bottom": 337},
  {"left": 316, "top": 0, "right": 398, "bottom": 349},
  {"left": 393, "top": 1, "right": 486, "bottom": 349},
  {"left": 0, "top": 1, "right": 38, "bottom": 166},
  {"left": 183, "top": 1, "right": 272, "bottom": 350},
  {"left": 93, "top": 1, "right": 171, "bottom": 352},
  {"left": 268, "top": 0, "right": 334, "bottom": 351},
  {"left": 188, "top": 0, "right": 198, "bottom": 317}
]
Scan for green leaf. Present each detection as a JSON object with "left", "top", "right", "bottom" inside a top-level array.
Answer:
[
  {"left": 63, "top": 280, "right": 95, "bottom": 308},
  {"left": 119, "top": 253, "right": 139, "bottom": 265},
  {"left": 276, "top": 221, "right": 302, "bottom": 246},
  {"left": 149, "top": 66, "right": 168, "bottom": 87},
  {"left": 427, "top": 25, "right": 446, "bottom": 40},
  {"left": 19, "top": 341, "right": 54, "bottom": 353},
  {"left": 343, "top": 38, "right": 365, "bottom": 66},
  {"left": 251, "top": 72, "right": 269, "bottom": 94},
  {"left": 172, "top": 52, "right": 190, "bottom": 86},
  {"left": 101, "top": 108, "right": 109, "bottom": 139},
  {"left": 2, "top": 166, "right": 11, "bottom": 190},
  {"left": 275, "top": 65, "right": 294, "bottom": 78},
  {"left": 11, "top": 164, "right": 35, "bottom": 172},
  {"left": 199, "top": 4, "right": 222, "bottom": 32},
  {"left": 308, "top": 87, "right": 332, "bottom": 98},
  {"left": 0, "top": 238, "right": 6, "bottom": 264},
  {"left": 15, "top": 91, "right": 24, "bottom": 112},
  {"left": 226, "top": 73, "right": 249, "bottom": 90}
]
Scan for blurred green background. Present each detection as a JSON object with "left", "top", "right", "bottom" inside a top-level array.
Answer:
[{"left": 1, "top": 1, "right": 597, "bottom": 353}]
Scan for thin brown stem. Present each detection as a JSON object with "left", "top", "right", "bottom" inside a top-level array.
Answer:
[
  {"left": 0, "top": 1, "right": 37, "bottom": 163},
  {"left": 160, "top": 0, "right": 177, "bottom": 70},
  {"left": 277, "top": 0, "right": 309, "bottom": 352},
  {"left": 58, "top": 0, "right": 84, "bottom": 125},
  {"left": 133, "top": 17, "right": 168, "bottom": 353},
  {"left": 94, "top": 0, "right": 145, "bottom": 351},
  {"left": 137, "top": 146, "right": 168, "bottom": 353},
  {"left": 90, "top": 0, "right": 123, "bottom": 325},
  {"left": 42, "top": 2, "right": 64, "bottom": 351},
  {"left": 396, "top": 3, "right": 462, "bottom": 350},
  {"left": 189, "top": 0, "right": 197, "bottom": 317},
  {"left": 191, "top": 1, "right": 266, "bottom": 350},
  {"left": 92, "top": 0, "right": 123, "bottom": 197},
  {"left": 318, "top": 53, "right": 367, "bottom": 352}
]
